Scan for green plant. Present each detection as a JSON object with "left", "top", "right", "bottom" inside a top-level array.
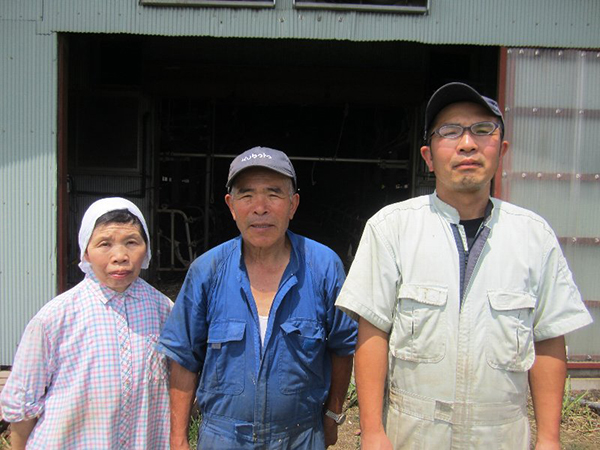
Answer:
[
  {"left": 562, "top": 376, "right": 588, "bottom": 420},
  {"left": 346, "top": 378, "right": 358, "bottom": 410},
  {"left": 188, "top": 414, "right": 201, "bottom": 448}
]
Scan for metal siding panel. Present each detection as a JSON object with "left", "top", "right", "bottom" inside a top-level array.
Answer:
[
  {"left": 32, "top": 0, "right": 600, "bottom": 48},
  {"left": 0, "top": 0, "right": 43, "bottom": 21},
  {"left": 567, "top": 305, "right": 600, "bottom": 359},
  {"left": 0, "top": 22, "right": 58, "bottom": 364},
  {"left": 502, "top": 48, "right": 600, "bottom": 356}
]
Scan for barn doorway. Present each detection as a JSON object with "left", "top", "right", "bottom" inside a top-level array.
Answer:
[{"left": 61, "top": 34, "right": 500, "bottom": 288}]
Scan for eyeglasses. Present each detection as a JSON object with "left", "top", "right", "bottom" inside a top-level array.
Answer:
[{"left": 431, "top": 121, "right": 501, "bottom": 139}]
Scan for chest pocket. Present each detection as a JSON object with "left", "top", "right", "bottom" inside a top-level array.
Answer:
[
  {"left": 200, "top": 320, "right": 246, "bottom": 395},
  {"left": 389, "top": 284, "right": 448, "bottom": 363},
  {"left": 278, "top": 319, "right": 326, "bottom": 394},
  {"left": 486, "top": 291, "right": 536, "bottom": 372}
]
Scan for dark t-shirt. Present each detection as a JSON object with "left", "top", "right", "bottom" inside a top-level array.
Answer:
[{"left": 460, "top": 217, "right": 484, "bottom": 249}]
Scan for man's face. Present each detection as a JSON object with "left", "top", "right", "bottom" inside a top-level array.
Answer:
[
  {"left": 225, "top": 167, "right": 299, "bottom": 252},
  {"left": 85, "top": 222, "right": 147, "bottom": 292},
  {"left": 420, "top": 102, "right": 509, "bottom": 199}
]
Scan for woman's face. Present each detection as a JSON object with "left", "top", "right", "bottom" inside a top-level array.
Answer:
[{"left": 85, "top": 221, "right": 147, "bottom": 292}]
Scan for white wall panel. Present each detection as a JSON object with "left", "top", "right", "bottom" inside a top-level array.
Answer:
[
  {"left": 503, "top": 48, "right": 600, "bottom": 357},
  {"left": 0, "top": 22, "right": 57, "bottom": 364}
]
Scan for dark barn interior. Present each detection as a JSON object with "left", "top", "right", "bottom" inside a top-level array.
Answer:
[{"left": 63, "top": 34, "right": 499, "bottom": 287}]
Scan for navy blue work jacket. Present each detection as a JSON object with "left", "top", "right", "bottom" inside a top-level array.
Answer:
[{"left": 158, "top": 231, "right": 357, "bottom": 434}]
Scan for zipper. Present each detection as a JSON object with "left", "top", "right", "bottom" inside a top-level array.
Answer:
[{"left": 461, "top": 249, "right": 469, "bottom": 303}]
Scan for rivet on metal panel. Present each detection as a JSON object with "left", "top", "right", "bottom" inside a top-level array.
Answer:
[
  {"left": 317, "top": 16, "right": 322, "bottom": 22},
  {"left": 572, "top": 237, "right": 577, "bottom": 243},
  {"left": 576, "top": 174, "right": 581, "bottom": 179},
  {"left": 533, "top": 108, "right": 538, "bottom": 113},
  {"left": 280, "top": 17, "right": 285, "bottom": 23},
  {"left": 505, "top": 106, "right": 510, "bottom": 112},
  {"left": 537, "top": 173, "right": 542, "bottom": 178},
  {"left": 338, "top": 17, "right": 343, "bottom": 22},
  {"left": 534, "top": 50, "right": 540, "bottom": 56},
  {"left": 521, "top": 173, "right": 527, "bottom": 178},
  {"left": 579, "top": 110, "right": 585, "bottom": 115},
  {"left": 595, "top": 174, "right": 600, "bottom": 180},
  {"left": 555, "top": 109, "right": 561, "bottom": 114},
  {"left": 580, "top": 52, "right": 586, "bottom": 57},
  {"left": 299, "top": 14, "right": 303, "bottom": 20},
  {"left": 558, "top": 51, "right": 563, "bottom": 56},
  {"left": 502, "top": 171, "right": 507, "bottom": 178},
  {"left": 519, "top": 49, "right": 525, "bottom": 54},
  {"left": 507, "top": 49, "right": 513, "bottom": 54},
  {"left": 556, "top": 174, "right": 562, "bottom": 179},
  {"left": 597, "top": 53, "right": 600, "bottom": 58},
  {"left": 595, "top": 238, "right": 600, "bottom": 244}
]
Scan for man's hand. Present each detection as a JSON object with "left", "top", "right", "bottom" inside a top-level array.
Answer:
[
  {"left": 169, "top": 360, "right": 198, "bottom": 450},
  {"left": 324, "top": 353, "right": 353, "bottom": 447},
  {"left": 324, "top": 414, "right": 339, "bottom": 447},
  {"left": 355, "top": 318, "right": 390, "bottom": 450},
  {"left": 529, "top": 335, "right": 566, "bottom": 450},
  {"left": 360, "top": 429, "right": 393, "bottom": 450},
  {"left": 170, "top": 440, "right": 191, "bottom": 450},
  {"left": 534, "top": 439, "right": 561, "bottom": 450}
]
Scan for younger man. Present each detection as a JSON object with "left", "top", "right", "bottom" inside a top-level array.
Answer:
[{"left": 336, "top": 83, "right": 592, "bottom": 449}]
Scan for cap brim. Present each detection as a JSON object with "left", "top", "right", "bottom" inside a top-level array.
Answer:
[{"left": 424, "top": 82, "right": 502, "bottom": 140}]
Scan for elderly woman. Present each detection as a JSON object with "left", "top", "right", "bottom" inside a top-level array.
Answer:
[{"left": 0, "top": 198, "right": 172, "bottom": 449}]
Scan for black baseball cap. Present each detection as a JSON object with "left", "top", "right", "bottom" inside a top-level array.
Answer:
[
  {"left": 226, "top": 146, "right": 297, "bottom": 191},
  {"left": 424, "top": 82, "right": 504, "bottom": 141}
]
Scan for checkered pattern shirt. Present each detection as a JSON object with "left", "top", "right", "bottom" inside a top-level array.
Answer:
[{"left": 0, "top": 274, "right": 172, "bottom": 449}]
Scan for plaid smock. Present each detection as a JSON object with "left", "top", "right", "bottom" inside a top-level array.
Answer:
[{"left": 0, "top": 274, "right": 172, "bottom": 449}]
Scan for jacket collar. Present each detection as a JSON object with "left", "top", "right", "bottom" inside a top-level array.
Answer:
[
  {"left": 84, "top": 272, "right": 142, "bottom": 304},
  {"left": 430, "top": 192, "right": 495, "bottom": 225}
]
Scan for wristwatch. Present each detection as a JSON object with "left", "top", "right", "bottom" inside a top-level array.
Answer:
[{"left": 324, "top": 409, "right": 347, "bottom": 425}]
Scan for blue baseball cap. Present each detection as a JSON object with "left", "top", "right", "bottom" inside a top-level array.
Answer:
[
  {"left": 226, "top": 146, "right": 297, "bottom": 191},
  {"left": 424, "top": 82, "right": 504, "bottom": 141}
]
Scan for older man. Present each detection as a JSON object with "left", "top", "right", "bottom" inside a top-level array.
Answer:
[
  {"left": 336, "top": 83, "right": 592, "bottom": 449},
  {"left": 159, "top": 146, "right": 357, "bottom": 449}
]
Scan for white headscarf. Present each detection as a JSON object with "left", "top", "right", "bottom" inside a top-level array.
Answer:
[{"left": 78, "top": 197, "right": 152, "bottom": 275}]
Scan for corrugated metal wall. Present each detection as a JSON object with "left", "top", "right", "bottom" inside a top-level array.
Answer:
[
  {"left": 35, "top": 0, "right": 600, "bottom": 48},
  {"left": 0, "top": 20, "right": 58, "bottom": 363},
  {"left": 502, "top": 48, "right": 600, "bottom": 357},
  {"left": 1, "top": 1, "right": 598, "bottom": 364}
]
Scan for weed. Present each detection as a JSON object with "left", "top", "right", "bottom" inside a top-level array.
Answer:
[
  {"left": 188, "top": 414, "right": 201, "bottom": 448},
  {"left": 562, "top": 376, "right": 588, "bottom": 421},
  {"left": 346, "top": 378, "right": 358, "bottom": 410}
]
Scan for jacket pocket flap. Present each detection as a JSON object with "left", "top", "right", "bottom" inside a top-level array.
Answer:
[
  {"left": 280, "top": 319, "right": 324, "bottom": 340},
  {"left": 398, "top": 284, "right": 448, "bottom": 306},
  {"left": 487, "top": 291, "right": 536, "bottom": 311},
  {"left": 207, "top": 320, "right": 246, "bottom": 343}
]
